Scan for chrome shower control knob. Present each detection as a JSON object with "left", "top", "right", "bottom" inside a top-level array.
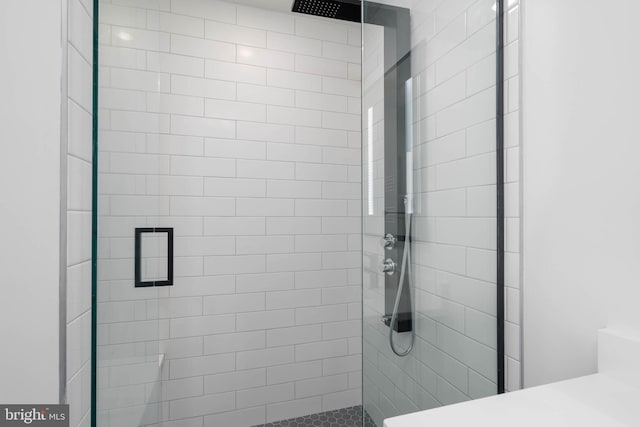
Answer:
[
  {"left": 383, "top": 234, "right": 397, "bottom": 250},
  {"left": 381, "top": 259, "right": 397, "bottom": 276}
]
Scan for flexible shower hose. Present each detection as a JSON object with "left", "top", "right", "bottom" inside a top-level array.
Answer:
[{"left": 388, "top": 205, "right": 415, "bottom": 357}]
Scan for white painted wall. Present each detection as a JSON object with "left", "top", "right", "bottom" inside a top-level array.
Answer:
[
  {"left": 522, "top": 0, "right": 640, "bottom": 387},
  {"left": 0, "top": 0, "right": 62, "bottom": 403}
]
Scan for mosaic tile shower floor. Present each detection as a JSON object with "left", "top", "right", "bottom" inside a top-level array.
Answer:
[{"left": 252, "top": 405, "right": 365, "bottom": 427}]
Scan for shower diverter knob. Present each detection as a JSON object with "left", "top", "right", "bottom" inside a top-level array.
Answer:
[
  {"left": 381, "top": 259, "right": 397, "bottom": 276},
  {"left": 382, "top": 234, "right": 397, "bottom": 250}
]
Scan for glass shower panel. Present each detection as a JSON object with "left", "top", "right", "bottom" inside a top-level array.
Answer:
[
  {"left": 95, "top": 5, "right": 166, "bottom": 426},
  {"left": 94, "top": 1, "right": 365, "bottom": 426},
  {"left": 362, "top": 1, "right": 499, "bottom": 425}
]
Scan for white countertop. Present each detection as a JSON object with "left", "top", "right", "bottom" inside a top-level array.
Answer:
[{"left": 384, "top": 373, "right": 640, "bottom": 427}]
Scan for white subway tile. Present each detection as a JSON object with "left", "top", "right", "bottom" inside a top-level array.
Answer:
[
  {"left": 169, "top": 353, "right": 235, "bottom": 379},
  {"left": 295, "top": 16, "right": 348, "bottom": 43},
  {"left": 295, "top": 339, "right": 348, "bottom": 361},
  {"left": 111, "top": 111, "right": 169, "bottom": 134},
  {"left": 204, "top": 368, "right": 266, "bottom": 394},
  {"left": 170, "top": 314, "right": 235, "bottom": 338},
  {"left": 156, "top": 296, "right": 203, "bottom": 319},
  {"left": 322, "top": 41, "right": 360, "bottom": 63},
  {"left": 170, "top": 0, "right": 236, "bottom": 24},
  {"left": 267, "top": 143, "right": 321, "bottom": 163},
  {"left": 267, "top": 33, "right": 321, "bottom": 56},
  {"left": 296, "top": 91, "right": 348, "bottom": 113},
  {"left": 295, "top": 55, "right": 348, "bottom": 79},
  {"left": 295, "top": 199, "right": 348, "bottom": 217},
  {"left": 100, "top": 88, "right": 146, "bottom": 112},
  {"left": 171, "top": 34, "right": 235, "bottom": 62},
  {"left": 171, "top": 75, "right": 236, "bottom": 100},
  {"left": 236, "top": 310, "right": 295, "bottom": 332},
  {"left": 100, "top": 4, "right": 146, "bottom": 29},
  {"left": 236, "top": 235, "right": 295, "bottom": 254},
  {"left": 322, "top": 388, "right": 361, "bottom": 411},
  {"left": 204, "top": 177, "right": 265, "bottom": 197},
  {"left": 147, "top": 10, "right": 204, "bottom": 37},
  {"left": 266, "top": 217, "right": 321, "bottom": 235},
  {"left": 100, "top": 46, "right": 146, "bottom": 70},
  {"left": 322, "top": 182, "right": 360, "bottom": 199},
  {"left": 237, "top": 46, "right": 294, "bottom": 70},
  {"left": 266, "top": 397, "right": 321, "bottom": 423},
  {"left": 163, "top": 377, "right": 203, "bottom": 401},
  {"left": 204, "top": 217, "right": 265, "bottom": 236},
  {"left": 237, "top": 6, "right": 294, "bottom": 33},
  {"left": 204, "top": 255, "right": 266, "bottom": 275},
  {"left": 237, "top": 160, "right": 295, "bottom": 180},
  {"left": 237, "top": 346, "right": 295, "bottom": 369},
  {"left": 321, "top": 286, "right": 360, "bottom": 305},
  {"left": 267, "top": 180, "right": 321, "bottom": 199},
  {"left": 296, "top": 164, "right": 348, "bottom": 182},
  {"left": 169, "top": 197, "right": 234, "bottom": 217},
  {"left": 168, "top": 275, "right": 235, "bottom": 297},
  {"left": 322, "top": 147, "right": 360, "bottom": 165},
  {"left": 171, "top": 115, "right": 235, "bottom": 139},
  {"left": 203, "top": 331, "right": 266, "bottom": 355},
  {"left": 206, "top": 20, "right": 266, "bottom": 47},
  {"left": 236, "top": 272, "right": 295, "bottom": 293},
  {"left": 147, "top": 92, "right": 204, "bottom": 116},
  {"left": 236, "top": 199, "right": 295, "bottom": 217},
  {"left": 237, "top": 122, "right": 294, "bottom": 143},
  {"left": 238, "top": 84, "right": 294, "bottom": 106},
  {"left": 322, "top": 76, "right": 360, "bottom": 97},
  {"left": 267, "top": 361, "right": 322, "bottom": 385},
  {"left": 147, "top": 52, "right": 204, "bottom": 77},
  {"left": 111, "top": 27, "right": 170, "bottom": 52},
  {"left": 322, "top": 320, "right": 360, "bottom": 340},
  {"left": 266, "top": 290, "right": 322, "bottom": 311},
  {"left": 322, "top": 354, "right": 361, "bottom": 376},
  {"left": 295, "top": 269, "right": 348, "bottom": 289},
  {"left": 169, "top": 391, "right": 235, "bottom": 419},
  {"left": 267, "top": 253, "right": 322, "bottom": 273},
  {"left": 295, "top": 235, "right": 347, "bottom": 253},
  {"left": 205, "top": 138, "right": 266, "bottom": 160},
  {"left": 295, "top": 305, "right": 348, "bottom": 326},
  {"left": 268, "top": 69, "right": 322, "bottom": 92},
  {"left": 205, "top": 99, "right": 266, "bottom": 122},
  {"left": 267, "top": 106, "right": 321, "bottom": 127},
  {"left": 160, "top": 336, "right": 203, "bottom": 359},
  {"left": 296, "top": 374, "right": 348, "bottom": 398},
  {"left": 204, "top": 408, "right": 265, "bottom": 427},
  {"left": 237, "top": 383, "right": 294, "bottom": 409},
  {"left": 206, "top": 61, "right": 266, "bottom": 85},
  {"left": 204, "top": 293, "right": 265, "bottom": 315}
]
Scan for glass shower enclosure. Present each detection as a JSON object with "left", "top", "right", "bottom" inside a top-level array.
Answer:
[{"left": 92, "top": 0, "right": 504, "bottom": 426}]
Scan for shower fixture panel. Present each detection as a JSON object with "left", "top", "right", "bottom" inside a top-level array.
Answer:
[{"left": 291, "top": 0, "right": 361, "bottom": 22}]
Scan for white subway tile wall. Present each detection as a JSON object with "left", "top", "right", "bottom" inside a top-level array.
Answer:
[
  {"left": 362, "top": 1, "right": 521, "bottom": 426},
  {"left": 67, "top": 0, "right": 94, "bottom": 426},
  {"left": 97, "top": 1, "right": 362, "bottom": 426}
]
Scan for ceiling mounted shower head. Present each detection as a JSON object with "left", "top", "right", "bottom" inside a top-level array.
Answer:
[{"left": 291, "top": 0, "right": 361, "bottom": 23}]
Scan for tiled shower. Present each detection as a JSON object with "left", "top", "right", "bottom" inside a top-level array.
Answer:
[
  {"left": 91, "top": 0, "right": 514, "bottom": 426},
  {"left": 96, "top": 1, "right": 362, "bottom": 425}
]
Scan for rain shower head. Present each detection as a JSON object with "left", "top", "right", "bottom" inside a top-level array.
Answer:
[{"left": 291, "top": 0, "right": 361, "bottom": 23}]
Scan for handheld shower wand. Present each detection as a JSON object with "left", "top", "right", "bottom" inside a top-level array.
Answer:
[{"left": 388, "top": 196, "right": 415, "bottom": 357}]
